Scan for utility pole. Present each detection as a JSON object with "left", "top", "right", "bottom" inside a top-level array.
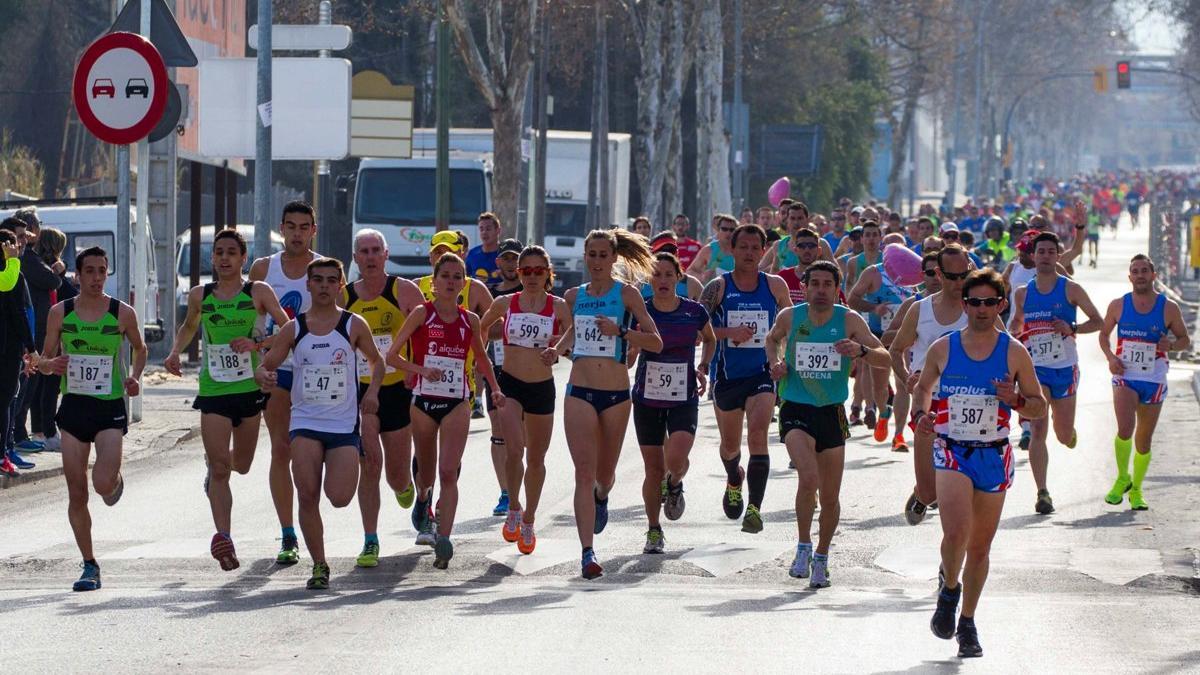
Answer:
[
  {"left": 531, "top": 4, "right": 550, "bottom": 245},
  {"left": 254, "top": 0, "right": 273, "bottom": 258},
  {"left": 585, "top": 3, "right": 603, "bottom": 233},
  {"left": 435, "top": 5, "right": 449, "bottom": 232},
  {"left": 970, "top": 0, "right": 986, "bottom": 199},
  {"left": 315, "top": 0, "right": 333, "bottom": 255},
  {"left": 945, "top": 0, "right": 964, "bottom": 207},
  {"left": 731, "top": 0, "right": 744, "bottom": 213},
  {"left": 596, "top": 8, "right": 609, "bottom": 231}
]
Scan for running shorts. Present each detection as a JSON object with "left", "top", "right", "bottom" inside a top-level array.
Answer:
[
  {"left": 193, "top": 391, "right": 266, "bottom": 427},
  {"left": 289, "top": 428, "right": 363, "bottom": 456},
  {"left": 1035, "top": 364, "right": 1079, "bottom": 400},
  {"left": 778, "top": 401, "right": 850, "bottom": 452},
  {"left": 56, "top": 394, "right": 128, "bottom": 444},
  {"left": 498, "top": 370, "right": 556, "bottom": 416},
  {"left": 633, "top": 400, "right": 699, "bottom": 446},
  {"left": 933, "top": 436, "right": 1014, "bottom": 493},
  {"left": 713, "top": 371, "right": 775, "bottom": 412},
  {"left": 358, "top": 381, "right": 412, "bottom": 433},
  {"left": 1112, "top": 377, "right": 1166, "bottom": 405}
]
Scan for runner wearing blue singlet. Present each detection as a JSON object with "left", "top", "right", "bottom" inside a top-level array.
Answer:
[
  {"left": 686, "top": 214, "right": 737, "bottom": 284},
  {"left": 552, "top": 230, "right": 661, "bottom": 579},
  {"left": 1008, "top": 232, "right": 1103, "bottom": 515},
  {"left": 1099, "top": 254, "right": 1190, "bottom": 511},
  {"left": 913, "top": 269, "right": 1046, "bottom": 659},
  {"left": 699, "top": 223, "right": 792, "bottom": 535}
]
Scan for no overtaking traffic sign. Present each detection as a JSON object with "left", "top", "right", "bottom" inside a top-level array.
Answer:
[{"left": 72, "top": 32, "right": 168, "bottom": 145}]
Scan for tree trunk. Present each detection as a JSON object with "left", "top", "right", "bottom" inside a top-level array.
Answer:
[
  {"left": 694, "top": 0, "right": 730, "bottom": 219},
  {"left": 887, "top": 87, "right": 921, "bottom": 208},
  {"left": 491, "top": 103, "right": 525, "bottom": 237},
  {"left": 664, "top": 113, "right": 683, "bottom": 222}
]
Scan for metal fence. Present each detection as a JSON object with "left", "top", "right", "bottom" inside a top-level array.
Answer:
[{"left": 1147, "top": 196, "right": 1190, "bottom": 295}]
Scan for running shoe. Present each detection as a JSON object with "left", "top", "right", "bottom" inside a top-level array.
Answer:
[
  {"left": 411, "top": 497, "right": 428, "bottom": 531},
  {"left": 471, "top": 397, "right": 485, "bottom": 419},
  {"left": 1035, "top": 489, "right": 1055, "bottom": 515},
  {"left": 741, "top": 504, "right": 764, "bottom": 533},
  {"left": 848, "top": 405, "right": 862, "bottom": 426},
  {"left": 930, "top": 585, "right": 960, "bottom": 639},
  {"left": 517, "top": 520, "right": 536, "bottom": 555},
  {"left": 663, "top": 479, "right": 686, "bottom": 521},
  {"left": 1105, "top": 476, "right": 1132, "bottom": 505},
  {"left": 6, "top": 450, "right": 34, "bottom": 470},
  {"left": 492, "top": 490, "right": 510, "bottom": 517},
  {"left": 722, "top": 468, "right": 745, "bottom": 520},
  {"left": 16, "top": 439, "right": 44, "bottom": 453},
  {"left": 643, "top": 528, "right": 665, "bottom": 554},
  {"left": 1065, "top": 429, "right": 1078, "bottom": 449},
  {"left": 42, "top": 434, "right": 61, "bottom": 452},
  {"left": 73, "top": 561, "right": 101, "bottom": 592},
  {"left": 864, "top": 407, "right": 877, "bottom": 434},
  {"left": 433, "top": 535, "right": 453, "bottom": 569},
  {"left": 581, "top": 549, "right": 603, "bottom": 579},
  {"left": 276, "top": 535, "right": 301, "bottom": 565},
  {"left": 956, "top": 622, "right": 983, "bottom": 658},
  {"left": 1128, "top": 488, "right": 1149, "bottom": 511},
  {"left": 928, "top": 500, "right": 938, "bottom": 511},
  {"left": 873, "top": 416, "right": 890, "bottom": 443},
  {"left": 210, "top": 533, "right": 240, "bottom": 571},
  {"left": 394, "top": 483, "right": 415, "bottom": 509},
  {"left": 306, "top": 562, "right": 330, "bottom": 590},
  {"left": 0, "top": 456, "right": 18, "bottom": 477},
  {"left": 502, "top": 509, "right": 522, "bottom": 543},
  {"left": 102, "top": 473, "right": 124, "bottom": 506},
  {"left": 809, "top": 556, "right": 830, "bottom": 589},
  {"left": 904, "top": 490, "right": 928, "bottom": 525},
  {"left": 593, "top": 488, "right": 609, "bottom": 534},
  {"left": 1018, "top": 428, "right": 1031, "bottom": 450},
  {"left": 891, "top": 434, "right": 909, "bottom": 453},
  {"left": 789, "top": 543, "right": 813, "bottom": 579},
  {"left": 356, "top": 541, "right": 380, "bottom": 568},
  {"left": 415, "top": 518, "right": 437, "bottom": 547}
]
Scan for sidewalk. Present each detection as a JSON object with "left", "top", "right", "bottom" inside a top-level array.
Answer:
[{"left": 0, "top": 368, "right": 202, "bottom": 490}]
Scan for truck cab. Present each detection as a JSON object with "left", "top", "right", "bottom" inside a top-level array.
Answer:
[{"left": 344, "top": 157, "right": 492, "bottom": 278}]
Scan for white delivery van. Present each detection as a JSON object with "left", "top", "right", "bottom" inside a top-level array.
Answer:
[
  {"left": 0, "top": 199, "right": 164, "bottom": 343},
  {"left": 341, "top": 157, "right": 492, "bottom": 278},
  {"left": 173, "top": 225, "right": 284, "bottom": 318}
]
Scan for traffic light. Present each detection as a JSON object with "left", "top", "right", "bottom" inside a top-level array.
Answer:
[
  {"left": 1093, "top": 66, "right": 1108, "bottom": 93},
  {"left": 1116, "top": 61, "right": 1131, "bottom": 89}
]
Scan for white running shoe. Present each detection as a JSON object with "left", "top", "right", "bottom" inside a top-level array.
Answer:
[{"left": 789, "top": 544, "right": 813, "bottom": 579}]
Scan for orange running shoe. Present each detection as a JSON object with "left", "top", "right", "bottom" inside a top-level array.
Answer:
[
  {"left": 517, "top": 520, "right": 536, "bottom": 555},
  {"left": 502, "top": 509, "right": 521, "bottom": 543},
  {"left": 873, "top": 407, "right": 892, "bottom": 442},
  {"left": 892, "top": 434, "right": 909, "bottom": 453}
]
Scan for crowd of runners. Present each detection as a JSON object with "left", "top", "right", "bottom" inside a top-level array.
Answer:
[{"left": 23, "top": 169, "right": 1193, "bottom": 660}]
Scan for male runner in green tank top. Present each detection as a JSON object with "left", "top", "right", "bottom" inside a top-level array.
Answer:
[
  {"left": 164, "top": 229, "right": 289, "bottom": 572},
  {"left": 38, "top": 246, "right": 147, "bottom": 592},
  {"left": 766, "top": 260, "right": 888, "bottom": 588}
]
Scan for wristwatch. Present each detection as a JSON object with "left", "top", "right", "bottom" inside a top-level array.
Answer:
[
  {"left": 618, "top": 326, "right": 629, "bottom": 339},
  {"left": 858, "top": 343, "right": 868, "bottom": 358}
]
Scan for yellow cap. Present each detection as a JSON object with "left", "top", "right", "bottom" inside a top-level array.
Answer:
[{"left": 430, "top": 230, "right": 463, "bottom": 253}]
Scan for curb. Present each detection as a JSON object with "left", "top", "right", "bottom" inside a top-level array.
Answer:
[
  {"left": 1193, "top": 371, "right": 1200, "bottom": 408},
  {"left": 0, "top": 424, "right": 201, "bottom": 490}
]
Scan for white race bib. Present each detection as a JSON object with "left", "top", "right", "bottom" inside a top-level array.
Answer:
[
  {"left": 491, "top": 341, "right": 505, "bottom": 369},
  {"left": 1120, "top": 341, "right": 1156, "bottom": 374},
  {"left": 793, "top": 342, "right": 841, "bottom": 374},
  {"left": 358, "top": 334, "right": 397, "bottom": 377},
  {"left": 421, "top": 354, "right": 466, "bottom": 398},
  {"left": 947, "top": 394, "right": 999, "bottom": 439},
  {"left": 726, "top": 309, "right": 769, "bottom": 348},
  {"left": 643, "top": 361, "right": 688, "bottom": 401},
  {"left": 574, "top": 316, "right": 616, "bottom": 357},
  {"left": 880, "top": 304, "right": 898, "bottom": 329},
  {"left": 67, "top": 354, "right": 113, "bottom": 396},
  {"left": 1027, "top": 332, "right": 1065, "bottom": 366},
  {"left": 301, "top": 364, "right": 348, "bottom": 404},
  {"left": 507, "top": 312, "right": 554, "bottom": 349},
  {"left": 206, "top": 344, "right": 253, "bottom": 383}
]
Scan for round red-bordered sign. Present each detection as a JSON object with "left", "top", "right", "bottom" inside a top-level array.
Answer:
[{"left": 72, "top": 32, "right": 168, "bottom": 145}]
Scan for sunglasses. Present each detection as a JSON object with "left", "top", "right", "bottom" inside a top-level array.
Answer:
[
  {"left": 849, "top": 233, "right": 862, "bottom": 240},
  {"left": 519, "top": 266, "right": 548, "bottom": 276},
  {"left": 796, "top": 242, "right": 818, "bottom": 250},
  {"left": 923, "top": 269, "right": 937, "bottom": 277},
  {"left": 942, "top": 232, "right": 959, "bottom": 239},
  {"left": 719, "top": 227, "right": 736, "bottom": 233},
  {"left": 964, "top": 297, "right": 1002, "bottom": 307},
  {"left": 940, "top": 270, "right": 970, "bottom": 281}
]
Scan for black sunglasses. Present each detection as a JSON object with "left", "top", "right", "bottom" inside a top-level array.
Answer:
[
  {"left": 923, "top": 269, "right": 937, "bottom": 277},
  {"left": 796, "top": 242, "right": 818, "bottom": 250},
  {"left": 849, "top": 232, "right": 862, "bottom": 240},
  {"left": 964, "top": 297, "right": 1002, "bottom": 307},
  {"left": 941, "top": 270, "right": 970, "bottom": 281},
  {"left": 719, "top": 226, "right": 736, "bottom": 233}
]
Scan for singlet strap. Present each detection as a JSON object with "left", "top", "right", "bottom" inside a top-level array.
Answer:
[
  {"left": 296, "top": 314, "right": 310, "bottom": 342},
  {"left": 64, "top": 298, "right": 75, "bottom": 316},
  {"left": 241, "top": 281, "right": 254, "bottom": 298},
  {"left": 344, "top": 282, "right": 359, "bottom": 307},
  {"left": 382, "top": 275, "right": 400, "bottom": 309},
  {"left": 107, "top": 297, "right": 120, "bottom": 320},
  {"left": 335, "top": 310, "right": 353, "bottom": 340},
  {"left": 202, "top": 282, "right": 217, "bottom": 299}
]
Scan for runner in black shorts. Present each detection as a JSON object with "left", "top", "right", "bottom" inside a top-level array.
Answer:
[
  {"left": 482, "top": 238, "right": 524, "bottom": 516},
  {"left": 164, "top": 228, "right": 288, "bottom": 571},
  {"left": 630, "top": 253, "right": 715, "bottom": 553}
]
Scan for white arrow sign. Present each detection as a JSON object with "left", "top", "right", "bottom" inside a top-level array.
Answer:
[{"left": 248, "top": 24, "right": 352, "bottom": 51}]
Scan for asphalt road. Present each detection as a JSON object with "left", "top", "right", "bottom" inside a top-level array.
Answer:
[{"left": 1, "top": 214, "right": 1196, "bottom": 673}]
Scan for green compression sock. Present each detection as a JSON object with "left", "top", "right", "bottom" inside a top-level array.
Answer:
[
  {"left": 1114, "top": 436, "right": 1132, "bottom": 480},
  {"left": 1132, "top": 451, "right": 1151, "bottom": 490}
]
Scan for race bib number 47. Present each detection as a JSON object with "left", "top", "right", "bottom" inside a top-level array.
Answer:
[{"left": 301, "top": 364, "right": 348, "bottom": 404}]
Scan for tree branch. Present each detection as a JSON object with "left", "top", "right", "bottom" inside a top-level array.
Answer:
[{"left": 444, "top": 0, "right": 500, "bottom": 109}]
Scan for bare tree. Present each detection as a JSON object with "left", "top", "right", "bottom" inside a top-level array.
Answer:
[
  {"left": 444, "top": 0, "right": 539, "bottom": 232},
  {"left": 694, "top": 0, "right": 730, "bottom": 220}
]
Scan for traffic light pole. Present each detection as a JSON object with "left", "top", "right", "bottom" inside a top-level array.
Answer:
[{"left": 1000, "top": 71, "right": 1095, "bottom": 184}]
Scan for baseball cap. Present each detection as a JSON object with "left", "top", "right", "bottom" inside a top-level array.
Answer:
[
  {"left": 1016, "top": 229, "right": 1041, "bottom": 254},
  {"left": 430, "top": 230, "right": 463, "bottom": 253},
  {"left": 650, "top": 231, "right": 679, "bottom": 253},
  {"left": 939, "top": 222, "right": 959, "bottom": 234},
  {"left": 497, "top": 238, "right": 523, "bottom": 257},
  {"left": 851, "top": 206, "right": 865, "bottom": 215}
]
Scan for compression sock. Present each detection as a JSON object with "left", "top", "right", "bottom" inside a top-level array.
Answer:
[
  {"left": 722, "top": 453, "right": 743, "bottom": 485},
  {"left": 282, "top": 526, "right": 296, "bottom": 540},
  {"left": 1132, "top": 451, "right": 1151, "bottom": 490},
  {"left": 364, "top": 533, "right": 379, "bottom": 545},
  {"left": 1114, "top": 436, "right": 1132, "bottom": 480},
  {"left": 747, "top": 455, "right": 770, "bottom": 508}
]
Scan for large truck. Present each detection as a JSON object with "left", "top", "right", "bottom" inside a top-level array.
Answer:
[
  {"left": 409, "top": 128, "right": 631, "bottom": 288},
  {"left": 339, "top": 156, "right": 492, "bottom": 278}
]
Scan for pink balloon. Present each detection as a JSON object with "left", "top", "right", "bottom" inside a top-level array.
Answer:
[
  {"left": 883, "top": 243, "right": 924, "bottom": 287},
  {"left": 768, "top": 177, "right": 790, "bottom": 208}
]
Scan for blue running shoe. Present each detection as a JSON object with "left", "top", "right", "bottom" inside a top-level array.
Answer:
[
  {"left": 581, "top": 549, "right": 603, "bottom": 579},
  {"left": 411, "top": 497, "right": 427, "bottom": 531},
  {"left": 73, "top": 561, "right": 101, "bottom": 592},
  {"left": 492, "top": 490, "right": 509, "bottom": 517},
  {"left": 593, "top": 489, "right": 609, "bottom": 534},
  {"left": 6, "top": 449, "right": 34, "bottom": 470},
  {"left": 16, "top": 439, "right": 44, "bottom": 453}
]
